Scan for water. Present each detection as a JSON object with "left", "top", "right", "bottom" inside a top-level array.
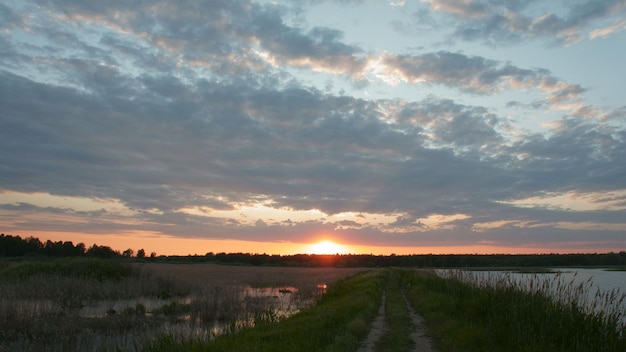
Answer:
[
  {"left": 2, "top": 283, "right": 328, "bottom": 351},
  {"left": 79, "top": 296, "right": 192, "bottom": 318},
  {"left": 551, "top": 268, "right": 626, "bottom": 294},
  {"left": 439, "top": 268, "right": 626, "bottom": 322}
]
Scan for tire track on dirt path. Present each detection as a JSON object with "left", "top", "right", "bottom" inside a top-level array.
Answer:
[
  {"left": 403, "top": 291, "right": 435, "bottom": 352},
  {"left": 356, "top": 291, "right": 387, "bottom": 352}
]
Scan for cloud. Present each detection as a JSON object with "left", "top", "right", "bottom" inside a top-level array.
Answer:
[
  {"left": 25, "top": 0, "right": 367, "bottom": 80},
  {"left": 498, "top": 190, "right": 626, "bottom": 212},
  {"left": 420, "top": 0, "right": 626, "bottom": 45},
  {"left": 0, "top": 3, "right": 26, "bottom": 32},
  {"left": 421, "top": 0, "right": 492, "bottom": 20},
  {"left": 372, "top": 51, "right": 585, "bottom": 113},
  {"left": 589, "top": 18, "right": 626, "bottom": 38},
  {"left": 0, "top": 191, "right": 142, "bottom": 216},
  {"left": 4, "top": 1, "right": 588, "bottom": 113},
  {"left": 251, "top": 11, "right": 367, "bottom": 75},
  {"left": 0, "top": 0, "right": 624, "bottom": 252},
  {"left": 2, "top": 65, "right": 624, "bottom": 246},
  {"left": 389, "top": 1, "right": 406, "bottom": 7},
  {"left": 394, "top": 98, "right": 504, "bottom": 153}
]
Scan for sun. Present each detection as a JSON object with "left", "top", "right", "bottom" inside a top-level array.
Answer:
[{"left": 306, "top": 240, "right": 348, "bottom": 255}]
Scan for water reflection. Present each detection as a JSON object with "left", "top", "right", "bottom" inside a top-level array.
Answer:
[
  {"left": 438, "top": 268, "right": 626, "bottom": 322},
  {"left": 79, "top": 296, "right": 192, "bottom": 318},
  {"left": 3, "top": 280, "right": 329, "bottom": 352},
  {"left": 67, "top": 283, "right": 327, "bottom": 340}
]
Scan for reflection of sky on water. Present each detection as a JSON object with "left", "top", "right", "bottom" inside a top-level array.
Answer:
[
  {"left": 77, "top": 283, "right": 320, "bottom": 319},
  {"left": 439, "top": 268, "right": 626, "bottom": 323},
  {"left": 79, "top": 296, "right": 192, "bottom": 318}
]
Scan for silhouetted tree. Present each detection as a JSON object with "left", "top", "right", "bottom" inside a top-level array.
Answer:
[
  {"left": 44, "top": 240, "right": 64, "bottom": 256},
  {"left": 86, "top": 244, "right": 119, "bottom": 258},
  {"left": 137, "top": 248, "right": 146, "bottom": 258},
  {"left": 25, "top": 236, "right": 43, "bottom": 254},
  {"left": 75, "top": 242, "right": 86, "bottom": 256}
]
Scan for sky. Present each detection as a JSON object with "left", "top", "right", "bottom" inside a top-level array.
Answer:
[{"left": 1, "top": 0, "right": 625, "bottom": 256}]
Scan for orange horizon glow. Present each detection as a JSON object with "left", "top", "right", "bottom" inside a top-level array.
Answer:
[
  {"left": 11, "top": 230, "right": 622, "bottom": 256},
  {"left": 303, "top": 240, "right": 350, "bottom": 255}
]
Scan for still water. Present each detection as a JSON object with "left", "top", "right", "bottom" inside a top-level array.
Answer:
[{"left": 440, "top": 268, "right": 626, "bottom": 320}]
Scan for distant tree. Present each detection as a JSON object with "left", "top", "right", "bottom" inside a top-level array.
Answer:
[
  {"left": 25, "top": 236, "right": 43, "bottom": 254},
  {"left": 0, "top": 234, "right": 25, "bottom": 256},
  {"left": 86, "top": 244, "right": 119, "bottom": 258},
  {"left": 75, "top": 242, "right": 86, "bottom": 256},
  {"left": 136, "top": 248, "right": 145, "bottom": 258},
  {"left": 44, "top": 240, "right": 64, "bottom": 256},
  {"left": 122, "top": 248, "right": 134, "bottom": 257},
  {"left": 62, "top": 241, "right": 76, "bottom": 256},
  {"left": 150, "top": 252, "right": 157, "bottom": 259}
]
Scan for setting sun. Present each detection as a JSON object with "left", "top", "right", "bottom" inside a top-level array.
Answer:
[{"left": 306, "top": 240, "right": 349, "bottom": 255}]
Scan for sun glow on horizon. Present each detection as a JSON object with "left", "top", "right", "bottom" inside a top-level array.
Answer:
[{"left": 305, "top": 240, "right": 349, "bottom": 255}]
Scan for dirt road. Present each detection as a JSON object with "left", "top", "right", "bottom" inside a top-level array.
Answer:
[{"left": 357, "top": 290, "right": 435, "bottom": 352}]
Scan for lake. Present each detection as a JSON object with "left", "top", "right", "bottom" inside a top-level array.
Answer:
[{"left": 438, "top": 267, "right": 626, "bottom": 322}]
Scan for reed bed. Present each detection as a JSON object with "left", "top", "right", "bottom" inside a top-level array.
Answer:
[
  {"left": 142, "top": 269, "right": 383, "bottom": 352},
  {"left": 0, "top": 259, "right": 365, "bottom": 352},
  {"left": 438, "top": 269, "right": 626, "bottom": 328},
  {"left": 404, "top": 269, "right": 626, "bottom": 352}
]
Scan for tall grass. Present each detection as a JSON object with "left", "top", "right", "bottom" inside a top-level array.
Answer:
[
  {"left": 0, "top": 258, "right": 183, "bottom": 352},
  {"left": 0, "top": 257, "right": 134, "bottom": 281},
  {"left": 444, "top": 269, "right": 626, "bottom": 328},
  {"left": 141, "top": 270, "right": 383, "bottom": 352},
  {"left": 0, "top": 260, "right": 366, "bottom": 352},
  {"left": 403, "top": 269, "right": 626, "bottom": 352}
]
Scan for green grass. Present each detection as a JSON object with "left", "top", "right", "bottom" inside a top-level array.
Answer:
[
  {"left": 139, "top": 270, "right": 384, "bottom": 352},
  {"left": 401, "top": 269, "right": 626, "bottom": 352},
  {"left": 374, "top": 269, "right": 414, "bottom": 352}
]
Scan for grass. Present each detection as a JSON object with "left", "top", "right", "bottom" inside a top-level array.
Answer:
[
  {"left": 374, "top": 269, "right": 414, "bottom": 352},
  {"left": 402, "top": 269, "right": 626, "bottom": 352},
  {"left": 3, "top": 260, "right": 626, "bottom": 352},
  {"left": 140, "top": 270, "right": 383, "bottom": 352},
  {"left": 0, "top": 257, "right": 134, "bottom": 281},
  {"left": 0, "top": 259, "right": 366, "bottom": 351}
]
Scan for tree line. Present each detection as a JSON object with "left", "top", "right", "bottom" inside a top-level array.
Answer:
[
  {"left": 2, "top": 233, "right": 625, "bottom": 267},
  {"left": 197, "top": 251, "right": 626, "bottom": 268},
  {"left": 0, "top": 233, "right": 154, "bottom": 259}
]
